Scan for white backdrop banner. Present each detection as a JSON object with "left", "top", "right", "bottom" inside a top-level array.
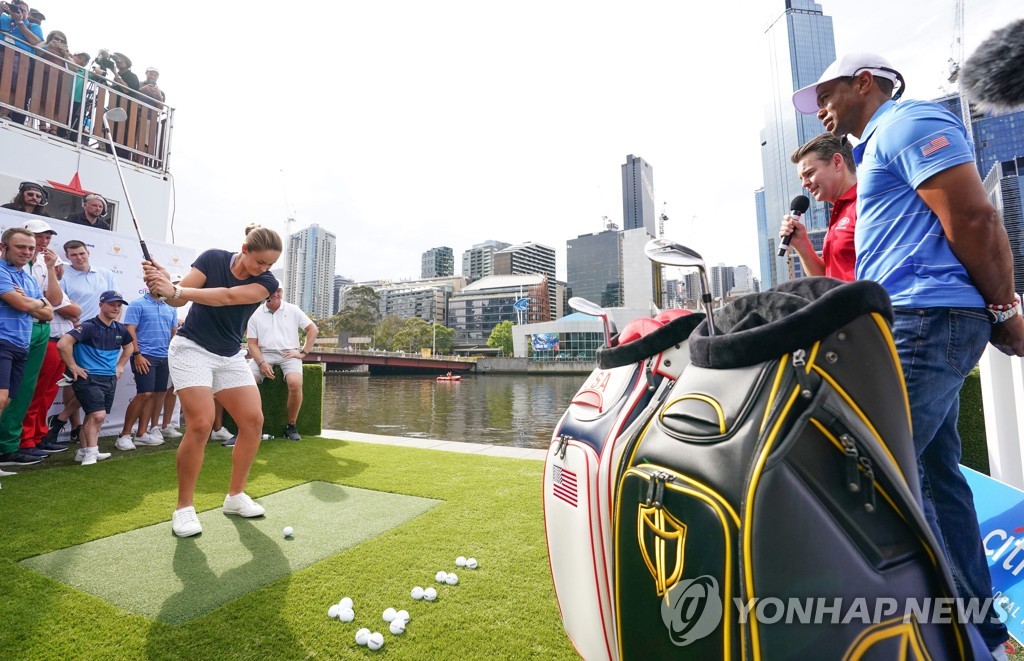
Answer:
[{"left": 1, "top": 207, "right": 196, "bottom": 438}]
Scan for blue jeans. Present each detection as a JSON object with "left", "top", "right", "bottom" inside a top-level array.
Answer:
[{"left": 892, "top": 307, "right": 1007, "bottom": 648}]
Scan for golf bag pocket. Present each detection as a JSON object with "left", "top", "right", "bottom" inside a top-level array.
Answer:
[{"left": 612, "top": 278, "right": 982, "bottom": 660}]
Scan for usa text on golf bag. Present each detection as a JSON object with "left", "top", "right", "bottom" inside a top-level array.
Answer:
[
  {"left": 614, "top": 278, "right": 985, "bottom": 660},
  {"left": 545, "top": 311, "right": 704, "bottom": 661}
]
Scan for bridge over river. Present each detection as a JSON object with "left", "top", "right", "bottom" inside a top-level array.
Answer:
[{"left": 304, "top": 348, "right": 477, "bottom": 375}]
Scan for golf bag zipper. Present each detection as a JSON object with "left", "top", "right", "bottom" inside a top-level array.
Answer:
[{"left": 555, "top": 434, "right": 570, "bottom": 460}]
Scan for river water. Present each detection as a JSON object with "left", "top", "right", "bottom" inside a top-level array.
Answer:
[{"left": 322, "top": 373, "right": 588, "bottom": 449}]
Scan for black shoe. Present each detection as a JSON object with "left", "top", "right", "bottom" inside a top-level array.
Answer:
[
  {"left": 69, "top": 426, "right": 82, "bottom": 444},
  {"left": 19, "top": 447, "right": 50, "bottom": 458},
  {"left": 35, "top": 441, "right": 68, "bottom": 454},
  {"left": 283, "top": 424, "right": 301, "bottom": 441},
  {"left": 0, "top": 451, "right": 43, "bottom": 466},
  {"left": 222, "top": 435, "right": 236, "bottom": 448},
  {"left": 42, "top": 415, "right": 67, "bottom": 444}
]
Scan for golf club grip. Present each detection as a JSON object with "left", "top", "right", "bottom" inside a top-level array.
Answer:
[{"left": 140, "top": 240, "right": 152, "bottom": 263}]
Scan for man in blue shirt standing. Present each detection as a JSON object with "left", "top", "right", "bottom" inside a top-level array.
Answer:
[
  {"left": 0, "top": 227, "right": 53, "bottom": 468},
  {"left": 115, "top": 291, "right": 177, "bottom": 451},
  {"left": 794, "top": 52, "right": 1023, "bottom": 659},
  {"left": 57, "top": 290, "right": 133, "bottom": 466}
]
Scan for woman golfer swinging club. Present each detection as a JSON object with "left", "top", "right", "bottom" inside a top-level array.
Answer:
[{"left": 143, "top": 224, "right": 281, "bottom": 537}]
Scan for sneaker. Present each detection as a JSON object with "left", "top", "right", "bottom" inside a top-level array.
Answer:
[
  {"left": 283, "top": 424, "right": 301, "bottom": 441},
  {"left": 19, "top": 447, "right": 49, "bottom": 459},
  {"left": 0, "top": 468, "right": 16, "bottom": 476},
  {"left": 146, "top": 426, "right": 167, "bottom": 444},
  {"left": 69, "top": 426, "right": 82, "bottom": 444},
  {"left": 133, "top": 429, "right": 164, "bottom": 447},
  {"left": 0, "top": 451, "right": 43, "bottom": 466},
  {"left": 210, "top": 427, "right": 233, "bottom": 441},
  {"left": 35, "top": 441, "right": 68, "bottom": 454},
  {"left": 160, "top": 426, "right": 183, "bottom": 439},
  {"left": 172, "top": 506, "right": 202, "bottom": 537},
  {"left": 223, "top": 492, "right": 265, "bottom": 518},
  {"left": 74, "top": 449, "right": 85, "bottom": 462},
  {"left": 115, "top": 435, "right": 137, "bottom": 451},
  {"left": 222, "top": 435, "right": 236, "bottom": 448},
  {"left": 81, "top": 453, "right": 97, "bottom": 466},
  {"left": 42, "top": 416, "right": 67, "bottom": 444}
]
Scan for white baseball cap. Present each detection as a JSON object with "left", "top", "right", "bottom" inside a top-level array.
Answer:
[
  {"left": 23, "top": 218, "right": 56, "bottom": 235},
  {"left": 792, "top": 53, "right": 904, "bottom": 114}
]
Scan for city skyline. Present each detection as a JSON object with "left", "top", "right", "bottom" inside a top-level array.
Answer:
[{"left": 41, "top": 0, "right": 1023, "bottom": 286}]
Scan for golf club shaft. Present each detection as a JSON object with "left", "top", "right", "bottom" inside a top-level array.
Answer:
[
  {"left": 103, "top": 113, "right": 152, "bottom": 263},
  {"left": 698, "top": 269, "right": 717, "bottom": 336}
]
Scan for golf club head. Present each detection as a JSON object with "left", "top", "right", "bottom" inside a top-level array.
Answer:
[
  {"left": 104, "top": 107, "right": 128, "bottom": 122},
  {"left": 568, "top": 296, "right": 616, "bottom": 347},
  {"left": 644, "top": 238, "right": 706, "bottom": 268}
]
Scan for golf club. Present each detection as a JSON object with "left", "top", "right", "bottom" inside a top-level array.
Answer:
[
  {"left": 102, "top": 106, "right": 152, "bottom": 262},
  {"left": 643, "top": 238, "right": 717, "bottom": 336},
  {"left": 569, "top": 296, "right": 617, "bottom": 347}
]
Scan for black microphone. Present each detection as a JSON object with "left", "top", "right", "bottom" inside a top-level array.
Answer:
[
  {"left": 778, "top": 195, "right": 811, "bottom": 257},
  {"left": 961, "top": 18, "right": 1024, "bottom": 113}
]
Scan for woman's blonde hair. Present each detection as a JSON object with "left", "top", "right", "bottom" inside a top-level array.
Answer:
[{"left": 243, "top": 223, "right": 282, "bottom": 253}]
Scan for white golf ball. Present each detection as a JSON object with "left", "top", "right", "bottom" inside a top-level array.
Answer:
[
  {"left": 396, "top": 609, "right": 410, "bottom": 622},
  {"left": 355, "top": 628, "right": 371, "bottom": 646},
  {"left": 339, "top": 597, "right": 353, "bottom": 610},
  {"left": 435, "top": 570, "right": 448, "bottom": 583},
  {"left": 466, "top": 557, "right": 478, "bottom": 569},
  {"left": 328, "top": 604, "right": 341, "bottom": 619},
  {"left": 382, "top": 607, "right": 397, "bottom": 622},
  {"left": 367, "top": 632, "right": 384, "bottom": 650},
  {"left": 445, "top": 572, "right": 459, "bottom": 585},
  {"left": 411, "top": 586, "right": 424, "bottom": 600},
  {"left": 338, "top": 608, "right": 354, "bottom": 622},
  {"left": 455, "top": 556, "right": 467, "bottom": 567},
  {"left": 389, "top": 619, "right": 406, "bottom": 635},
  {"left": 423, "top": 587, "right": 437, "bottom": 601},
  {"left": 282, "top": 526, "right": 294, "bottom": 538}
]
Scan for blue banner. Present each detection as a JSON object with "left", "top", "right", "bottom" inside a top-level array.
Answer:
[
  {"left": 532, "top": 333, "right": 559, "bottom": 351},
  {"left": 513, "top": 297, "right": 529, "bottom": 312},
  {"left": 961, "top": 466, "right": 1024, "bottom": 644}
]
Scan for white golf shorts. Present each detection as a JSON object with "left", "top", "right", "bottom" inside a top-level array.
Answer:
[
  {"left": 249, "top": 349, "right": 303, "bottom": 382},
  {"left": 168, "top": 335, "right": 256, "bottom": 393}
]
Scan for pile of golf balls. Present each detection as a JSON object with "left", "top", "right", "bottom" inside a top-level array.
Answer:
[
  {"left": 455, "top": 555, "right": 479, "bottom": 569},
  {"left": 384, "top": 608, "right": 410, "bottom": 635},
  {"left": 329, "top": 597, "right": 355, "bottom": 621}
]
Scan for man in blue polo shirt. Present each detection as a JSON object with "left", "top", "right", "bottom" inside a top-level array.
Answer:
[
  {"left": 115, "top": 291, "right": 177, "bottom": 451},
  {"left": 794, "top": 52, "right": 1022, "bottom": 659},
  {"left": 57, "top": 290, "right": 133, "bottom": 466},
  {"left": 0, "top": 227, "right": 53, "bottom": 468}
]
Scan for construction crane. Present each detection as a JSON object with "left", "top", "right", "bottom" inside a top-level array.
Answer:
[
  {"left": 658, "top": 202, "right": 669, "bottom": 238},
  {"left": 948, "top": 0, "right": 974, "bottom": 138}
]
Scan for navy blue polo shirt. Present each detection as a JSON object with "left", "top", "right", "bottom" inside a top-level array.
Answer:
[{"left": 67, "top": 317, "right": 132, "bottom": 376}]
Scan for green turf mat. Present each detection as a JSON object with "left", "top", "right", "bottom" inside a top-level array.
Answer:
[{"left": 19, "top": 482, "right": 440, "bottom": 624}]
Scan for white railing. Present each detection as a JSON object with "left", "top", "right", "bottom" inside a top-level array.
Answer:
[
  {"left": 978, "top": 349, "right": 1024, "bottom": 489},
  {"left": 0, "top": 39, "right": 173, "bottom": 173}
]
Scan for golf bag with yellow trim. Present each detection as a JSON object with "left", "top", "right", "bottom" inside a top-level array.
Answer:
[
  {"left": 544, "top": 312, "right": 704, "bottom": 661},
  {"left": 613, "top": 278, "right": 989, "bottom": 660}
]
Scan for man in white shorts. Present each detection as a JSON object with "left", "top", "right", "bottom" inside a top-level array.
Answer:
[{"left": 245, "top": 288, "right": 317, "bottom": 441}]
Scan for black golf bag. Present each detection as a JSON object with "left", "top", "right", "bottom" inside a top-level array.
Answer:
[
  {"left": 544, "top": 311, "right": 704, "bottom": 661},
  {"left": 613, "top": 278, "right": 987, "bottom": 660}
]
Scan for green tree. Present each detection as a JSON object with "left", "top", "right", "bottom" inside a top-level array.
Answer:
[
  {"left": 394, "top": 317, "right": 432, "bottom": 353},
  {"left": 432, "top": 323, "right": 454, "bottom": 355},
  {"left": 487, "top": 320, "right": 514, "bottom": 356},
  {"left": 373, "top": 315, "right": 404, "bottom": 351},
  {"left": 336, "top": 285, "right": 380, "bottom": 337}
]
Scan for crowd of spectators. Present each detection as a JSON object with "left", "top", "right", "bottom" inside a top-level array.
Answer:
[
  {"left": 0, "top": 185, "right": 190, "bottom": 471},
  {"left": 0, "top": 1, "right": 165, "bottom": 135}
]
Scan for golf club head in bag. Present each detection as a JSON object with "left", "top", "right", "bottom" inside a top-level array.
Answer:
[
  {"left": 569, "top": 296, "right": 618, "bottom": 347},
  {"left": 644, "top": 239, "right": 717, "bottom": 335}
]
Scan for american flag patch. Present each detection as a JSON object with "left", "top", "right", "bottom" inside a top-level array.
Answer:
[
  {"left": 552, "top": 465, "right": 578, "bottom": 507},
  {"left": 920, "top": 136, "right": 951, "bottom": 157}
]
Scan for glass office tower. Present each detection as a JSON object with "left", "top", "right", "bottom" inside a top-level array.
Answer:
[{"left": 758, "top": 0, "right": 836, "bottom": 289}]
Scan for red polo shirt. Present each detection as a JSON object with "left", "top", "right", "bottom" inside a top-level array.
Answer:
[{"left": 822, "top": 184, "right": 857, "bottom": 281}]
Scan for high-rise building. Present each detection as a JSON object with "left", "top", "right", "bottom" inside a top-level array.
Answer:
[
  {"left": 711, "top": 264, "right": 735, "bottom": 301},
  {"left": 448, "top": 274, "right": 551, "bottom": 353},
  {"left": 984, "top": 157, "right": 1024, "bottom": 293},
  {"left": 421, "top": 246, "right": 454, "bottom": 278},
  {"left": 461, "top": 240, "right": 510, "bottom": 283},
  {"left": 622, "top": 154, "right": 656, "bottom": 236},
  {"left": 566, "top": 229, "right": 621, "bottom": 307},
  {"left": 621, "top": 228, "right": 657, "bottom": 309},
  {"left": 757, "top": 0, "right": 836, "bottom": 289},
  {"left": 285, "top": 223, "right": 337, "bottom": 319},
  {"left": 731, "top": 265, "right": 756, "bottom": 294},
  {"left": 333, "top": 275, "right": 354, "bottom": 314},
  {"left": 493, "top": 242, "right": 558, "bottom": 318}
]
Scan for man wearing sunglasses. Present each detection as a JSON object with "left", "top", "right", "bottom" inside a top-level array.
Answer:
[{"left": 2, "top": 182, "right": 49, "bottom": 217}]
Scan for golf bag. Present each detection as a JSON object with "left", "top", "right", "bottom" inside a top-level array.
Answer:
[
  {"left": 544, "top": 311, "right": 704, "bottom": 661},
  {"left": 613, "top": 278, "right": 986, "bottom": 660}
]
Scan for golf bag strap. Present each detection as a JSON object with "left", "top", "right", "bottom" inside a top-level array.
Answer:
[
  {"left": 597, "top": 313, "right": 705, "bottom": 370},
  {"left": 690, "top": 278, "right": 893, "bottom": 369}
]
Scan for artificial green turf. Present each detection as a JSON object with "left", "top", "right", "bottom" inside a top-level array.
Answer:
[
  {"left": 0, "top": 438, "right": 575, "bottom": 659},
  {"left": 20, "top": 482, "right": 440, "bottom": 624}
]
